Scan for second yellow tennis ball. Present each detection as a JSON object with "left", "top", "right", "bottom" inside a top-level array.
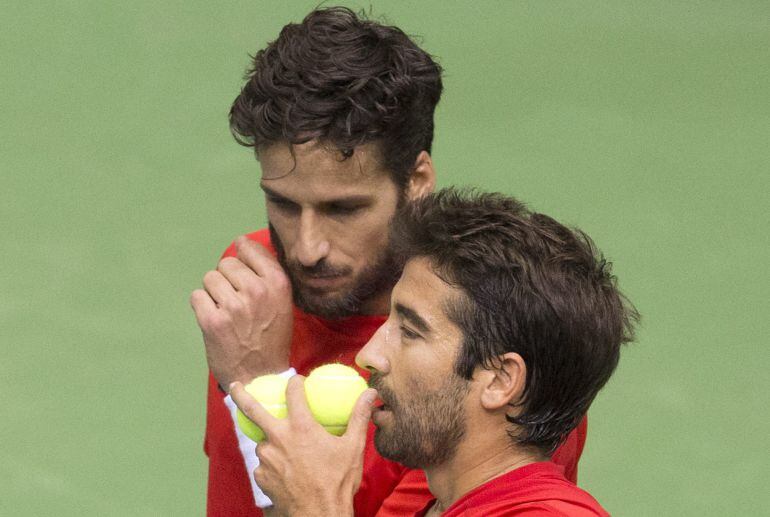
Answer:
[
  {"left": 236, "top": 374, "right": 288, "bottom": 442},
  {"left": 304, "top": 363, "right": 369, "bottom": 436}
]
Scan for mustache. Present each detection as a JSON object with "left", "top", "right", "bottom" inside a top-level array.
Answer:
[
  {"left": 284, "top": 259, "right": 352, "bottom": 278},
  {"left": 368, "top": 373, "right": 397, "bottom": 407},
  {"left": 290, "top": 260, "right": 352, "bottom": 278}
]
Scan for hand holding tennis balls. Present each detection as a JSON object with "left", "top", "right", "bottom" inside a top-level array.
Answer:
[
  {"left": 235, "top": 364, "right": 370, "bottom": 442},
  {"left": 230, "top": 366, "right": 377, "bottom": 515}
]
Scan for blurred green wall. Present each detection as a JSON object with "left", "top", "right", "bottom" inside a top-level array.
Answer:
[{"left": 2, "top": 1, "right": 768, "bottom": 515}]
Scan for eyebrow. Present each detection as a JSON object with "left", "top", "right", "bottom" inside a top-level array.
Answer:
[
  {"left": 395, "top": 302, "right": 432, "bottom": 334},
  {"left": 260, "top": 184, "right": 374, "bottom": 207},
  {"left": 260, "top": 184, "right": 291, "bottom": 201}
]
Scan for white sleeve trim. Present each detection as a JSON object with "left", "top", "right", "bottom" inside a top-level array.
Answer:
[{"left": 224, "top": 367, "right": 297, "bottom": 509}]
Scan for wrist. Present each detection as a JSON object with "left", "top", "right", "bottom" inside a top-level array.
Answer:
[
  {"left": 221, "top": 367, "right": 296, "bottom": 394},
  {"left": 317, "top": 481, "right": 356, "bottom": 516},
  {"left": 294, "top": 498, "right": 354, "bottom": 517},
  {"left": 241, "top": 357, "right": 292, "bottom": 381},
  {"left": 277, "top": 480, "right": 355, "bottom": 517}
]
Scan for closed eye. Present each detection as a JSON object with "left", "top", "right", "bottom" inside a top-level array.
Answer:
[
  {"left": 400, "top": 325, "right": 421, "bottom": 340},
  {"left": 267, "top": 196, "right": 300, "bottom": 213},
  {"left": 324, "top": 203, "right": 366, "bottom": 216}
]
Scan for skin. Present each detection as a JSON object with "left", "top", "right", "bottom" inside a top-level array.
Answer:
[
  {"left": 232, "top": 257, "right": 544, "bottom": 514},
  {"left": 191, "top": 140, "right": 435, "bottom": 388},
  {"left": 191, "top": 236, "right": 294, "bottom": 389},
  {"left": 231, "top": 375, "right": 376, "bottom": 517},
  {"left": 363, "top": 263, "right": 470, "bottom": 470},
  {"left": 261, "top": 141, "right": 402, "bottom": 318}
]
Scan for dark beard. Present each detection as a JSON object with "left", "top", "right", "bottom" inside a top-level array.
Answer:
[
  {"left": 369, "top": 372, "right": 470, "bottom": 470},
  {"left": 269, "top": 223, "right": 402, "bottom": 319}
]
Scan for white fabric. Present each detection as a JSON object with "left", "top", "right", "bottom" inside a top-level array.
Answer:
[{"left": 224, "top": 367, "right": 297, "bottom": 509}]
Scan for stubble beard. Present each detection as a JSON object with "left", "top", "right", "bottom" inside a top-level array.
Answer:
[
  {"left": 269, "top": 223, "right": 402, "bottom": 320},
  {"left": 369, "top": 372, "right": 470, "bottom": 470}
]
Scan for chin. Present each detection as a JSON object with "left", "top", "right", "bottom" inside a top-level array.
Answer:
[{"left": 295, "top": 291, "right": 359, "bottom": 319}]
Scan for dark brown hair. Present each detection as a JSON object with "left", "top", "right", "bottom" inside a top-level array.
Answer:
[
  {"left": 391, "top": 188, "right": 639, "bottom": 454},
  {"left": 229, "top": 7, "right": 443, "bottom": 188}
]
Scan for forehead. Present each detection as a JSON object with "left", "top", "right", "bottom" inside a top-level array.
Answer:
[
  {"left": 392, "top": 257, "right": 464, "bottom": 332},
  {"left": 258, "top": 141, "right": 394, "bottom": 199}
]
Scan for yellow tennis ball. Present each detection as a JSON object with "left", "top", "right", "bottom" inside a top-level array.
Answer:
[
  {"left": 236, "top": 374, "right": 289, "bottom": 442},
  {"left": 304, "top": 363, "right": 369, "bottom": 436}
]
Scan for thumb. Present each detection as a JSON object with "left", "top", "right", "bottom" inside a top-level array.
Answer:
[{"left": 344, "top": 389, "right": 377, "bottom": 442}]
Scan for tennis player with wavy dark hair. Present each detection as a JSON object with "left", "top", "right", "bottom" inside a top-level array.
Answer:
[
  {"left": 231, "top": 188, "right": 638, "bottom": 516},
  {"left": 192, "top": 8, "right": 588, "bottom": 516}
]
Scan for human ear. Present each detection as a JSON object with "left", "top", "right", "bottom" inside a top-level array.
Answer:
[
  {"left": 405, "top": 151, "right": 436, "bottom": 200},
  {"left": 479, "top": 353, "right": 527, "bottom": 411}
]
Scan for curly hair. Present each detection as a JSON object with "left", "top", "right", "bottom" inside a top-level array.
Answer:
[
  {"left": 229, "top": 7, "right": 443, "bottom": 188},
  {"left": 391, "top": 188, "right": 639, "bottom": 454}
]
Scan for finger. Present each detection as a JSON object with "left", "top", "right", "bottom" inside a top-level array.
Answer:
[
  {"left": 230, "top": 382, "right": 279, "bottom": 438},
  {"left": 235, "top": 236, "right": 284, "bottom": 278},
  {"left": 344, "top": 389, "right": 377, "bottom": 442},
  {"left": 253, "top": 463, "right": 273, "bottom": 500},
  {"left": 254, "top": 445, "right": 279, "bottom": 497},
  {"left": 262, "top": 507, "right": 279, "bottom": 517},
  {"left": 284, "top": 375, "right": 315, "bottom": 424},
  {"left": 190, "top": 289, "right": 217, "bottom": 320},
  {"left": 217, "top": 256, "right": 258, "bottom": 292},
  {"left": 202, "top": 270, "right": 237, "bottom": 305}
]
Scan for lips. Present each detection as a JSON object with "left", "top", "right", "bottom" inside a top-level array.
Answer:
[
  {"left": 371, "top": 402, "right": 391, "bottom": 426},
  {"left": 368, "top": 374, "right": 395, "bottom": 415},
  {"left": 305, "top": 272, "right": 344, "bottom": 280},
  {"left": 302, "top": 274, "right": 346, "bottom": 288},
  {"left": 292, "top": 264, "right": 350, "bottom": 282}
]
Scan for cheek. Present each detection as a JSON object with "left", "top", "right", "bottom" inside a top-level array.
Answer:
[
  {"left": 397, "top": 350, "right": 443, "bottom": 392},
  {"left": 332, "top": 209, "right": 395, "bottom": 259},
  {"left": 267, "top": 210, "right": 298, "bottom": 248}
]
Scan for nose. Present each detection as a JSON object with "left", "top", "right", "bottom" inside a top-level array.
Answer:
[
  {"left": 356, "top": 322, "right": 391, "bottom": 374},
  {"left": 295, "top": 210, "right": 331, "bottom": 267}
]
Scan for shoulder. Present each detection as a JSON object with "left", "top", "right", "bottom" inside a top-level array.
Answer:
[
  {"left": 220, "top": 228, "right": 274, "bottom": 259},
  {"left": 501, "top": 501, "right": 609, "bottom": 516},
  {"left": 445, "top": 463, "right": 608, "bottom": 517},
  {"left": 453, "top": 499, "right": 608, "bottom": 517}
]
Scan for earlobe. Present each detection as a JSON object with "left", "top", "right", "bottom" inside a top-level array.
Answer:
[
  {"left": 406, "top": 151, "right": 436, "bottom": 200},
  {"left": 480, "top": 353, "right": 527, "bottom": 411}
]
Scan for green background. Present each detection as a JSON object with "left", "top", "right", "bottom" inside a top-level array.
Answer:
[{"left": 2, "top": 1, "right": 768, "bottom": 515}]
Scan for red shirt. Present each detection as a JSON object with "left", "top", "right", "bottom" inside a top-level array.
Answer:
[
  {"left": 415, "top": 462, "right": 609, "bottom": 517},
  {"left": 204, "top": 229, "right": 588, "bottom": 517}
]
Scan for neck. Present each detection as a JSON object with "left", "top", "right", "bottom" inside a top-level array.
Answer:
[{"left": 424, "top": 439, "right": 544, "bottom": 512}]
